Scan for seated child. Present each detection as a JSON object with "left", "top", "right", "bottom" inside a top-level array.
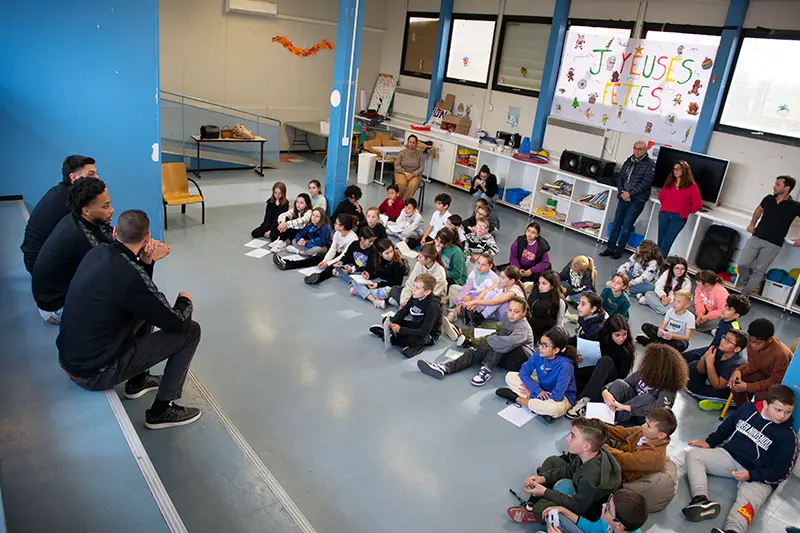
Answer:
[
  {"left": 435, "top": 227, "right": 467, "bottom": 287},
  {"left": 527, "top": 271, "right": 566, "bottom": 341},
  {"left": 276, "top": 214, "right": 357, "bottom": 271},
  {"left": 456, "top": 265, "right": 526, "bottom": 327},
  {"left": 313, "top": 226, "right": 376, "bottom": 285},
  {"left": 349, "top": 238, "right": 405, "bottom": 309},
  {"left": 573, "top": 292, "right": 607, "bottom": 341},
  {"left": 470, "top": 164, "right": 498, "bottom": 204},
  {"left": 603, "top": 408, "right": 677, "bottom": 485},
  {"left": 446, "top": 214, "right": 466, "bottom": 244},
  {"left": 360, "top": 207, "right": 387, "bottom": 240},
  {"left": 273, "top": 207, "right": 332, "bottom": 269},
  {"left": 546, "top": 488, "right": 648, "bottom": 533},
  {"left": 251, "top": 181, "right": 289, "bottom": 238},
  {"left": 495, "top": 326, "right": 577, "bottom": 422},
  {"left": 448, "top": 253, "right": 499, "bottom": 325},
  {"left": 728, "top": 318, "right": 791, "bottom": 408},
  {"left": 418, "top": 193, "right": 452, "bottom": 246},
  {"left": 308, "top": 179, "right": 326, "bottom": 210},
  {"left": 369, "top": 273, "right": 442, "bottom": 358},
  {"left": 560, "top": 256, "right": 597, "bottom": 303},
  {"left": 378, "top": 184, "right": 404, "bottom": 221},
  {"left": 682, "top": 385, "right": 797, "bottom": 533},
  {"left": 269, "top": 193, "right": 312, "bottom": 251},
  {"left": 616, "top": 240, "right": 662, "bottom": 297},
  {"left": 693, "top": 270, "right": 729, "bottom": 333},
  {"left": 463, "top": 220, "right": 499, "bottom": 262},
  {"left": 396, "top": 243, "right": 447, "bottom": 306},
  {"left": 386, "top": 198, "right": 425, "bottom": 242},
  {"left": 636, "top": 290, "right": 695, "bottom": 352},
  {"left": 686, "top": 330, "right": 748, "bottom": 409},
  {"left": 682, "top": 294, "right": 749, "bottom": 364},
  {"left": 464, "top": 202, "right": 498, "bottom": 233},
  {"left": 641, "top": 256, "right": 692, "bottom": 314},
  {"left": 601, "top": 273, "right": 631, "bottom": 319},
  {"left": 331, "top": 184, "right": 366, "bottom": 224},
  {"left": 417, "top": 296, "right": 534, "bottom": 386},
  {"left": 506, "top": 417, "right": 621, "bottom": 524},
  {"left": 602, "top": 344, "right": 688, "bottom": 426},
  {"left": 507, "top": 221, "right": 551, "bottom": 283}
]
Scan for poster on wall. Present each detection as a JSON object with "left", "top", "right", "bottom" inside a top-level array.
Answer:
[{"left": 550, "top": 31, "right": 718, "bottom": 145}]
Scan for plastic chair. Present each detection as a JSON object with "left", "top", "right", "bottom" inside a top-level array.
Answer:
[{"left": 162, "top": 163, "right": 205, "bottom": 230}]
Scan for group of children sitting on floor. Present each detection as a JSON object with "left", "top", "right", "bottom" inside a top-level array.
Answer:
[{"left": 251, "top": 181, "right": 798, "bottom": 533}]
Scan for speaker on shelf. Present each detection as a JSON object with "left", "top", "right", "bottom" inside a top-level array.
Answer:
[{"left": 559, "top": 150, "right": 616, "bottom": 182}]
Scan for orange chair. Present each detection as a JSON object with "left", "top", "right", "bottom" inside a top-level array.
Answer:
[{"left": 162, "top": 162, "right": 205, "bottom": 230}]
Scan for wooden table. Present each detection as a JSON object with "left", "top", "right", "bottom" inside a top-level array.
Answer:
[
  {"left": 190, "top": 135, "right": 266, "bottom": 178},
  {"left": 372, "top": 145, "right": 404, "bottom": 185},
  {"left": 285, "top": 122, "right": 362, "bottom": 167}
]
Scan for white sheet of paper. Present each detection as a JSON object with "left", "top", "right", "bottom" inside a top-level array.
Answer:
[
  {"left": 585, "top": 402, "right": 616, "bottom": 424},
  {"left": 379, "top": 214, "right": 389, "bottom": 225},
  {"left": 383, "top": 320, "right": 392, "bottom": 352},
  {"left": 576, "top": 338, "right": 602, "bottom": 368},
  {"left": 349, "top": 274, "right": 372, "bottom": 285},
  {"left": 281, "top": 254, "right": 305, "bottom": 261},
  {"left": 285, "top": 245, "right": 300, "bottom": 254},
  {"left": 498, "top": 403, "right": 536, "bottom": 427},
  {"left": 298, "top": 266, "right": 324, "bottom": 276},
  {"left": 396, "top": 240, "right": 418, "bottom": 260},
  {"left": 473, "top": 327, "right": 496, "bottom": 339},
  {"left": 244, "top": 238, "right": 269, "bottom": 248},
  {"left": 386, "top": 222, "right": 403, "bottom": 235},
  {"left": 245, "top": 248, "right": 270, "bottom": 258}
]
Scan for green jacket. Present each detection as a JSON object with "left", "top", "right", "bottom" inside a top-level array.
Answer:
[
  {"left": 440, "top": 244, "right": 467, "bottom": 286},
  {"left": 541, "top": 449, "right": 622, "bottom": 520}
]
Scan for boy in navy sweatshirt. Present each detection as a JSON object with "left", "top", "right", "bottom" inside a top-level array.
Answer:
[
  {"left": 370, "top": 273, "right": 441, "bottom": 358},
  {"left": 682, "top": 384, "right": 798, "bottom": 533}
]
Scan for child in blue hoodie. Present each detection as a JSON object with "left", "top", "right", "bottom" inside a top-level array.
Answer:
[
  {"left": 496, "top": 326, "right": 576, "bottom": 422},
  {"left": 682, "top": 384, "right": 798, "bottom": 533},
  {"left": 544, "top": 488, "right": 648, "bottom": 533}
]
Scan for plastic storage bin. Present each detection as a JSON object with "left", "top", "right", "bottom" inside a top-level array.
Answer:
[
  {"left": 357, "top": 153, "right": 377, "bottom": 185},
  {"left": 607, "top": 223, "right": 645, "bottom": 248},
  {"left": 762, "top": 280, "right": 792, "bottom": 305},
  {"left": 505, "top": 188, "right": 531, "bottom": 205}
]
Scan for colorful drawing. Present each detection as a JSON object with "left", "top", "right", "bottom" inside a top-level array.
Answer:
[
  {"left": 520, "top": 67, "right": 528, "bottom": 78},
  {"left": 457, "top": 103, "right": 465, "bottom": 114},
  {"left": 702, "top": 57, "right": 714, "bottom": 70},
  {"left": 673, "top": 93, "right": 683, "bottom": 106},
  {"left": 577, "top": 79, "right": 588, "bottom": 89},
  {"left": 572, "top": 97, "right": 580, "bottom": 109},
  {"left": 462, "top": 56, "right": 469, "bottom": 66},
  {"left": 558, "top": 88, "right": 566, "bottom": 94},
  {"left": 611, "top": 70, "right": 620, "bottom": 83},
  {"left": 601, "top": 113, "right": 609, "bottom": 126},
  {"left": 271, "top": 36, "right": 334, "bottom": 56},
  {"left": 588, "top": 93, "right": 598, "bottom": 104},
  {"left": 687, "top": 102, "right": 700, "bottom": 116},
  {"left": 684, "top": 128, "right": 692, "bottom": 143},
  {"left": 567, "top": 68, "right": 575, "bottom": 82},
  {"left": 575, "top": 34, "right": 585, "bottom": 49},
  {"left": 606, "top": 55, "right": 617, "bottom": 71},
  {"left": 617, "top": 105, "right": 624, "bottom": 119},
  {"left": 665, "top": 113, "right": 676, "bottom": 125},
  {"left": 556, "top": 104, "right": 563, "bottom": 112},
  {"left": 644, "top": 121, "right": 653, "bottom": 134},
  {"left": 584, "top": 108, "right": 594, "bottom": 119},
  {"left": 677, "top": 45, "right": 685, "bottom": 57},
  {"left": 634, "top": 44, "right": 644, "bottom": 55},
  {"left": 688, "top": 80, "right": 702, "bottom": 96},
  {"left": 777, "top": 104, "right": 790, "bottom": 117}
]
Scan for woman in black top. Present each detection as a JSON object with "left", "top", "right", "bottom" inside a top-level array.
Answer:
[
  {"left": 470, "top": 165, "right": 499, "bottom": 204},
  {"left": 251, "top": 182, "right": 289, "bottom": 238},
  {"left": 527, "top": 270, "right": 566, "bottom": 342}
]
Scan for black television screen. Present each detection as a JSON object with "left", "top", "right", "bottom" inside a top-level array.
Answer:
[{"left": 652, "top": 147, "right": 729, "bottom": 206}]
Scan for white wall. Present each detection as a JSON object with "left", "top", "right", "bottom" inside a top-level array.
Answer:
[{"left": 159, "top": 0, "right": 386, "bottom": 150}]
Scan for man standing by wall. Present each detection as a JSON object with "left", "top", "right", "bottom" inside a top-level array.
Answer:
[
  {"left": 737, "top": 175, "right": 800, "bottom": 297},
  {"left": 600, "top": 141, "right": 655, "bottom": 260}
]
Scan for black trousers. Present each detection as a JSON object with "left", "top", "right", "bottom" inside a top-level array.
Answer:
[
  {"left": 642, "top": 323, "right": 689, "bottom": 352},
  {"left": 687, "top": 361, "right": 730, "bottom": 400},
  {"left": 444, "top": 346, "right": 528, "bottom": 375},
  {"left": 575, "top": 356, "right": 619, "bottom": 402},
  {"left": 279, "top": 252, "right": 326, "bottom": 271},
  {"left": 268, "top": 227, "right": 300, "bottom": 242}
]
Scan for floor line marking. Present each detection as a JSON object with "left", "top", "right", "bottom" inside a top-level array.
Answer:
[{"left": 188, "top": 371, "right": 318, "bottom": 533}]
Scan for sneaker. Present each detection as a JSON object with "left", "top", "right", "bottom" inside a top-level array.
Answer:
[
  {"left": 471, "top": 366, "right": 492, "bottom": 386},
  {"left": 124, "top": 374, "right": 161, "bottom": 399},
  {"left": 388, "top": 297, "right": 399, "bottom": 307},
  {"left": 566, "top": 397, "right": 589, "bottom": 419},
  {"left": 495, "top": 387, "right": 519, "bottom": 403},
  {"left": 681, "top": 496, "right": 721, "bottom": 522},
  {"left": 637, "top": 294, "right": 646, "bottom": 304},
  {"left": 599, "top": 248, "right": 615, "bottom": 257},
  {"left": 541, "top": 415, "right": 554, "bottom": 424},
  {"left": 446, "top": 309, "right": 457, "bottom": 322},
  {"left": 710, "top": 528, "right": 726, "bottom": 533},
  {"left": 373, "top": 298, "right": 386, "bottom": 309},
  {"left": 507, "top": 506, "right": 538, "bottom": 524},
  {"left": 401, "top": 345, "right": 424, "bottom": 358},
  {"left": 305, "top": 273, "right": 321, "bottom": 285},
  {"left": 272, "top": 253, "right": 286, "bottom": 269},
  {"left": 699, "top": 400, "right": 726, "bottom": 411},
  {"left": 417, "top": 359, "right": 446, "bottom": 379},
  {"left": 636, "top": 334, "right": 651, "bottom": 346},
  {"left": 442, "top": 316, "right": 459, "bottom": 341},
  {"left": 465, "top": 309, "right": 484, "bottom": 326},
  {"left": 611, "top": 251, "right": 622, "bottom": 259},
  {"left": 144, "top": 403, "right": 201, "bottom": 430},
  {"left": 369, "top": 324, "right": 384, "bottom": 338},
  {"left": 710, "top": 328, "right": 717, "bottom": 337},
  {"left": 271, "top": 240, "right": 287, "bottom": 252},
  {"left": 455, "top": 334, "right": 468, "bottom": 347}
]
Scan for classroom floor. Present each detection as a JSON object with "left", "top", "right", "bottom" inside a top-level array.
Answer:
[{"left": 7, "top": 155, "right": 800, "bottom": 533}]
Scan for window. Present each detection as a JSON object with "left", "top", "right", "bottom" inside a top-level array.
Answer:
[
  {"left": 492, "top": 17, "right": 551, "bottom": 96},
  {"left": 445, "top": 15, "right": 497, "bottom": 87},
  {"left": 568, "top": 19, "right": 634, "bottom": 40},
  {"left": 718, "top": 34, "right": 800, "bottom": 145},
  {"left": 401, "top": 13, "right": 439, "bottom": 78},
  {"left": 644, "top": 23, "right": 722, "bottom": 48}
]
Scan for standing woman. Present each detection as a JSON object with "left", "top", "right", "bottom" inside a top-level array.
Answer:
[
  {"left": 393, "top": 134, "right": 425, "bottom": 202},
  {"left": 251, "top": 182, "right": 289, "bottom": 238},
  {"left": 657, "top": 160, "right": 702, "bottom": 257},
  {"left": 471, "top": 165, "right": 499, "bottom": 205}
]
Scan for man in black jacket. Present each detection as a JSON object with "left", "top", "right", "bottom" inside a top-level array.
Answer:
[
  {"left": 21, "top": 155, "right": 97, "bottom": 273},
  {"left": 600, "top": 141, "right": 655, "bottom": 259},
  {"left": 57, "top": 210, "right": 201, "bottom": 430},
  {"left": 32, "top": 177, "right": 115, "bottom": 324}
]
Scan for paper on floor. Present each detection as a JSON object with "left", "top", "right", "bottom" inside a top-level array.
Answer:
[
  {"left": 298, "top": 266, "right": 324, "bottom": 276},
  {"left": 396, "top": 241, "right": 418, "bottom": 260},
  {"left": 244, "top": 238, "right": 269, "bottom": 248},
  {"left": 473, "top": 327, "right": 496, "bottom": 339},
  {"left": 498, "top": 403, "right": 536, "bottom": 427},
  {"left": 585, "top": 402, "right": 615, "bottom": 424},
  {"left": 245, "top": 248, "right": 270, "bottom": 258},
  {"left": 349, "top": 274, "right": 372, "bottom": 285}
]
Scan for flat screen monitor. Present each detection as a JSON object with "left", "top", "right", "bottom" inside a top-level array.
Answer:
[{"left": 653, "top": 147, "right": 729, "bottom": 206}]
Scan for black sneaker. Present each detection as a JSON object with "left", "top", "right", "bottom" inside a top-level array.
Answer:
[
  {"left": 124, "top": 374, "right": 161, "bottom": 399},
  {"left": 495, "top": 387, "right": 518, "bottom": 403},
  {"left": 401, "top": 346, "right": 424, "bottom": 358},
  {"left": 611, "top": 251, "right": 622, "bottom": 259},
  {"left": 272, "top": 253, "right": 286, "bottom": 270},
  {"left": 682, "top": 496, "right": 721, "bottom": 522},
  {"left": 145, "top": 403, "right": 201, "bottom": 430},
  {"left": 599, "top": 248, "right": 615, "bottom": 257},
  {"left": 541, "top": 415, "right": 554, "bottom": 424},
  {"left": 417, "top": 359, "right": 446, "bottom": 379},
  {"left": 369, "top": 324, "right": 384, "bottom": 337},
  {"left": 304, "top": 273, "right": 321, "bottom": 285},
  {"left": 636, "top": 334, "right": 651, "bottom": 346}
]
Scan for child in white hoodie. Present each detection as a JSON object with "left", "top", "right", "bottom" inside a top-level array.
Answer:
[
  {"left": 391, "top": 243, "right": 447, "bottom": 307},
  {"left": 387, "top": 198, "right": 426, "bottom": 244}
]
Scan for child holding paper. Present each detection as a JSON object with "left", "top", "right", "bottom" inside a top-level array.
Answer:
[
  {"left": 378, "top": 184, "right": 404, "bottom": 221},
  {"left": 560, "top": 256, "right": 597, "bottom": 304},
  {"left": 275, "top": 213, "right": 357, "bottom": 271},
  {"left": 545, "top": 488, "right": 648, "bottom": 533},
  {"left": 269, "top": 193, "right": 313, "bottom": 250},
  {"left": 419, "top": 193, "right": 452, "bottom": 246},
  {"left": 386, "top": 198, "right": 425, "bottom": 243},
  {"left": 636, "top": 290, "right": 694, "bottom": 352},
  {"left": 272, "top": 207, "right": 332, "bottom": 270},
  {"left": 349, "top": 239, "right": 406, "bottom": 309},
  {"left": 329, "top": 226, "right": 377, "bottom": 282}
]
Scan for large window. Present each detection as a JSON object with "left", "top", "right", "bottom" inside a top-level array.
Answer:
[
  {"left": 718, "top": 33, "right": 800, "bottom": 145},
  {"left": 492, "top": 17, "right": 551, "bottom": 96},
  {"left": 444, "top": 15, "right": 497, "bottom": 87},
  {"left": 644, "top": 23, "right": 722, "bottom": 48},
  {"left": 401, "top": 13, "right": 439, "bottom": 78}
]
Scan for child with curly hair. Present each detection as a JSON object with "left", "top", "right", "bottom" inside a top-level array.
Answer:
[{"left": 616, "top": 240, "right": 662, "bottom": 297}]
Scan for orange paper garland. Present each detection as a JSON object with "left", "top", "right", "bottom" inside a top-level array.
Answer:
[{"left": 271, "top": 36, "right": 334, "bottom": 57}]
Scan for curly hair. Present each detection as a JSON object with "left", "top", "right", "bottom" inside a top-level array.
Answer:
[
  {"left": 639, "top": 344, "right": 688, "bottom": 392},
  {"left": 68, "top": 177, "right": 108, "bottom": 217},
  {"left": 634, "top": 239, "right": 662, "bottom": 266}
]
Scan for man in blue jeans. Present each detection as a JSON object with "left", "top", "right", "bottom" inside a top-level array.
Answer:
[{"left": 600, "top": 141, "right": 655, "bottom": 259}]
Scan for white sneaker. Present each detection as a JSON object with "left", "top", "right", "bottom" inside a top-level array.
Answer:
[
  {"left": 456, "top": 334, "right": 467, "bottom": 347},
  {"left": 271, "top": 240, "right": 287, "bottom": 252},
  {"left": 471, "top": 366, "right": 492, "bottom": 386},
  {"left": 566, "top": 397, "right": 590, "bottom": 419},
  {"left": 637, "top": 294, "right": 646, "bottom": 304},
  {"left": 442, "top": 317, "right": 459, "bottom": 341}
]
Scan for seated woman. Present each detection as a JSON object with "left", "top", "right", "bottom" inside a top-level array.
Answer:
[
  {"left": 470, "top": 164, "right": 498, "bottom": 205},
  {"left": 505, "top": 222, "right": 551, "bottom": 283},
  {"left": 567, "top": 315, "right": 636, "bottom": 418},
  {"left": 272, "top": 207, "right": 332, "bottom": 270},
  {"left": 269, "top": 193, "right": 313, "bottom": 251},
  {"left": 602, "top": 343, "right": 688, "bottom": 426},
  {"left": 393, "top": 134, "right": 425, "bottom": 202},
  {"left": 349, "top": 239, "right": 406, "bottom": 309},
  {"left": 251, "top": 181, "right": 289, "bottom": 238}
]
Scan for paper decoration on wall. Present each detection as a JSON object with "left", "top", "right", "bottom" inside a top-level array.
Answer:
[
  {"left": 520, "top": 67, "right": 528, "bottom": 78},
  {"left": 368, "top": 74, "right": 397, "bottom": 116},
  {"left": 551, "top": 31, "right": 718, "bottom": 145},
  {"left": 507, "top": 106, "right": 521, "bottom": 128},
  {"left": 777, "top": 104, "right": 790, "bottom": 117},
  {"left": 271, "top": 36, "right": 334, "bottom": 57}
]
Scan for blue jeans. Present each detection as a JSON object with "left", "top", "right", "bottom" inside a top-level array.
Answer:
[
  {"left": 607, "top": 198, "right": 646, "bottom": 252},
  {"left": 561, "top": 281, "right": 590, "bottom": 303},
  {"left": 629, "top": 281, "right": 654, "bottom": 296},
  {"left": 657, "top": 211, "right": 687, "bottom": 257},
  {"left": 351, "top": 281, "right": 392, "bottom": 301},
  {"left": 556, "top": 514, "right": 585, "bottom": 533}
]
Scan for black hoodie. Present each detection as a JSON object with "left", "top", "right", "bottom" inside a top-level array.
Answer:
[
  {"left": 390, "top": 293, "right": 442, "bottom": 341},
  {"left": 21, "top": 182, "right": 70, "bottom": 273},
  {"left": 527, "top": 288, "right": 563, "bottom": 338}
]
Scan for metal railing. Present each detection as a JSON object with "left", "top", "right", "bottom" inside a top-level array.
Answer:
[{"left": 160, "top": 90, "right": 281, "bottom": 169}]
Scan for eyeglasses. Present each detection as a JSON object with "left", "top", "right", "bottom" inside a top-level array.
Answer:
[
  {"left": 721, "top": 335, "right": 736, "bottom": 344},
  {"left": 673, "top": 166, "right": 683, "bottom": 171},
  {"left": 538, "top": 341, "right": 552, "bottom": 349}
]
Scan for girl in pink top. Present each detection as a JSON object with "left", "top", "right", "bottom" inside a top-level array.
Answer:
[
  {"left": 693, "top": 270, "right": 729, "bottom": 332},
  {"left": 657, "top": 160, "right": 702, "bottom": 256}
]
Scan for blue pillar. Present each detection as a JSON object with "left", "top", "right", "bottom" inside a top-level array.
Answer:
[
  {"left": 783, "top": 343, "right": 800, "bottom": 433},
  {"left": 324, "top": 0, "right": 365, "bottom": 213},
  {"left": 530, "top": 0, "right": 571, "bottom": 151},
  {"left": 691, "top": 0, "right": 749, "bottom": 154},
  {"left": 426, "top": 0, "right": 454, "bottom": 122}
]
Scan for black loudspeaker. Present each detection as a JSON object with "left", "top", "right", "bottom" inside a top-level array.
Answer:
[{"left": 560, "top": 150, "right": 616, "bottom": 181}]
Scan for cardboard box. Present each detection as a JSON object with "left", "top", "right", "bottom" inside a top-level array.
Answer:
[
  {"left": 440, "top": 114, "right": 472, "bottom": 135},
  {"left": 436, "top": 93, "right": 455, "bottom": 112}
]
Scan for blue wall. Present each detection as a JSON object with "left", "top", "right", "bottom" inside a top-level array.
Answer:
[{"left": 0, "top": 0, "right": 162, "bottom": 235}]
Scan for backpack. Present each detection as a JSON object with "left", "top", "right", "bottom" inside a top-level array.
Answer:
[{"left": 695, "top": 225, "right": 739, "bottom": 273}]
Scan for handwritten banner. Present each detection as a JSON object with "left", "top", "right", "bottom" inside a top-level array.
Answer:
[{"left": 550, "top": 31, "right": 718, "bottom": 145}]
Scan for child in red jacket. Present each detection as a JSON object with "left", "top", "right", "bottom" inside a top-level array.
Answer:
[{"left": 378, "top": 184, "right": 404, "bottom": 222}]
